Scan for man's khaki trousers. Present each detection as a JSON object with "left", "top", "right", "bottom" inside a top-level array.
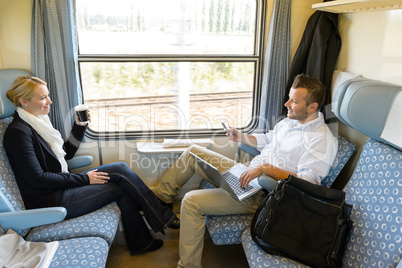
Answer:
[{"left": 153, "top": 145, "right": 263, "bottom": 268}]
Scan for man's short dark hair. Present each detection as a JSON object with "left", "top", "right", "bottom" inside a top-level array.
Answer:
[{"left": 291, "top": 74, "right": 325, "bottom": 110}]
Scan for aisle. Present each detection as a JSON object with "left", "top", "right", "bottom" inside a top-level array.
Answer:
[{"left": 106, "top": 201, "right": 249, "bottom": 268}]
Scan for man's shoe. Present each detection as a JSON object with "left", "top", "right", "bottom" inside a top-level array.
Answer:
[
  {"left": 130, "top": 239, "right": 163, "bottom": 256},
  {"left": 168, "top": 216, "right": 180, "bottom": 229}
]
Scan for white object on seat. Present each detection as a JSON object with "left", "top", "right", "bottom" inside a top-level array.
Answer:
[
  {"left": 381, "top": 90, "right": 402, "bottom": 148},
  {"left": 331, "top": 69, "right": 362, "bottom": 104},
  {"left": 0, "top": 229, "right": 58, "bottom": 268}
]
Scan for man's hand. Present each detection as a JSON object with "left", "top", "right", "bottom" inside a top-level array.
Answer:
[
  {"left": 226, "top": 126, "right": 243, "bottom": 142},
  {"left": 239, "top": 166, "right": 263, "bottom": 188},
  {"left": 240, "top": 163, "right": 295, "bottom": 188},
  {"left": 225, "top": 126, "right": 258, "bottom": 148}
]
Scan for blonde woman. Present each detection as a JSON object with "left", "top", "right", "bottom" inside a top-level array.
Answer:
[{"left": 4, "top": 75, "right": 180, "bottom": 255}]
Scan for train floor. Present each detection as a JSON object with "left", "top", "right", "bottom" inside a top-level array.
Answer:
[{"left": 106, "top": 201, "right": 249, "bottom": 268}]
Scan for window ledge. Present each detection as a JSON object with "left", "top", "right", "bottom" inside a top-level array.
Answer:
[{"left": 136, "top": 138, "right": 212, "bottom": 154}]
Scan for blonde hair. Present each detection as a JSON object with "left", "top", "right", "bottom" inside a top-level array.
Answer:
[{"left": 7, "top": 75, "right": 47, "bottom": 107}]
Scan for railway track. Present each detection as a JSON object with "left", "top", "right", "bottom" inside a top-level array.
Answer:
[{"left": 86, "top": 91, "right": 252, "bottom": 107}]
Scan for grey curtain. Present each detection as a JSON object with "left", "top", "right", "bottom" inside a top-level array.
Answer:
[
  {"left": 258, "top": 0, "right": 292, "bottom": 132},
  {"left": 31, "top": 0, "right": 82, "bottom": 138}
]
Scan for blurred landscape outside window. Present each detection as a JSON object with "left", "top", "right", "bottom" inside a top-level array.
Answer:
[{"left": 77, "top": 0, "right": 260, "bottom": 133}]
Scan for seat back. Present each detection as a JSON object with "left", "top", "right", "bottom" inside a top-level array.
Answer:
[
  {"left": 0, "top": 118, "right": 26, "bottom": 213},
  {"left": 342, "top": 138, "right": 401, "bottom": 267},
  {"left": 321, "top": 133, "right": 356, "bottom": 187},
  {"left": 333, "top": 77, "right": 401, "bottom": 150},
  {"left": 334, "top": 78, "right": 402, "bottom": 267},
  {"left": 0, "top": 69, "right": 31, "bottom": 214},
  {"left": 0, "top": 69, "right": 31, "bottom": 119}
]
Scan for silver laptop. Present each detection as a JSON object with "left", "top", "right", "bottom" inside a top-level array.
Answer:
[{"left": 190, "top": 152, "right": 262, "bottom": 201}]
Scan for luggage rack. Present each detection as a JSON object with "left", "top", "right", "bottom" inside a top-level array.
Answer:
[{"left": 312, "top": 0, "right": 402, "bottom": 13}]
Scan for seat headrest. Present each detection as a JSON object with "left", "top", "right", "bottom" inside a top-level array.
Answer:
[
  {"left": 0, "top": 69, "right": 32, "bottom": 119},
  {"left": 333, "top": 77, "right": 402, "bottom": 151}
]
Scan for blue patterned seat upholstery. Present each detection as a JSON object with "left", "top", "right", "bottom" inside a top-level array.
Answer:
[
  {"left": 201, "top": 134, "right": 356, "bottom": 245},
  {"left": 0, "top": 118, "right": 25, "bottom": 212},
  {"left": 49, "top": 236, "right": 109, "bottom": 268},
  {"left": 343, "top": 139, "right": 401, "bottom": 267},
  {"left": 206, "top": 214, "right": 254, "bottom": 245},
  {"left": 321, "top": 134, "right": 357, "bottom": 187},
  {"left": 241, "top": 138, "right": 402, "bottom": 267},
  {"left": 26, "top": 202, "right": 120, "bottom": 245}
]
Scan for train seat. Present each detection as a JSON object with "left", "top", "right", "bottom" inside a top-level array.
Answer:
[
  {"left": 0, "top": 227, "right": 109, "bottom": 268},
  {"left": 242, "top": 77, "right": 402, "bottom": 267},
  {"left": 0, "top": 69, "right": 120, "bottom": 267}
]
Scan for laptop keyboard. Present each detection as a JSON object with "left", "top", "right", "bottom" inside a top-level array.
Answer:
[{"left": 223, "top": 172, "right": 254, "bottom": 196}]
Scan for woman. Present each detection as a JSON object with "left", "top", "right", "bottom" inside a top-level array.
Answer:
[{"left": 3, "top": 75, "right": 179, "bottom": 255}]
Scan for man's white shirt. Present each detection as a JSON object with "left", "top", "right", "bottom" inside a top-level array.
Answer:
[{"left": 250, "top": 112, "right": 338, "bottom": 185}]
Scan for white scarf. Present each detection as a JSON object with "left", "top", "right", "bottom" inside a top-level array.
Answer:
[{"left": 17, "top": 107, "right": 69, "bottom": 173}]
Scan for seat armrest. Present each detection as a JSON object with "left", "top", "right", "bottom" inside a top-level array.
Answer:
[
  {"left": 238, "top": 143, "right": 260, "bottom": 157},
  {"left": 257, "top": 174, "right": 278, "bottom": 192},
  {"left": 0, "top": 191, "right": 15, "bottom": 213},
  {"left": 0, "top": 207, "right": 67, "bottom": 234},
  {"left": 67, "top": 155, "right": 93, "bottom": 170}
]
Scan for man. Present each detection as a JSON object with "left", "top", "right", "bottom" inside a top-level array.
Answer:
[{"left": 152, "top": 74, "right": 338, "bottom": 268}]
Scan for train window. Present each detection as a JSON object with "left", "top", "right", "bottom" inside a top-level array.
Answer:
[{"left": 77, "top": 0, "right": 265, "bottom": 134}]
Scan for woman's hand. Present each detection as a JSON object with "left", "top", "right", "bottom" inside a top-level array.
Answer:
[
  {"left": 87, "top": 169, "right": 110, "bottom": 184},
  {"left": 75, "top": 109, "right": 91, "bottom": 126}
]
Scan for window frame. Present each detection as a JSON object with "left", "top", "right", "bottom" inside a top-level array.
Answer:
[{"left": 77, "top": 0, "right": 267, "bottom": 140}]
